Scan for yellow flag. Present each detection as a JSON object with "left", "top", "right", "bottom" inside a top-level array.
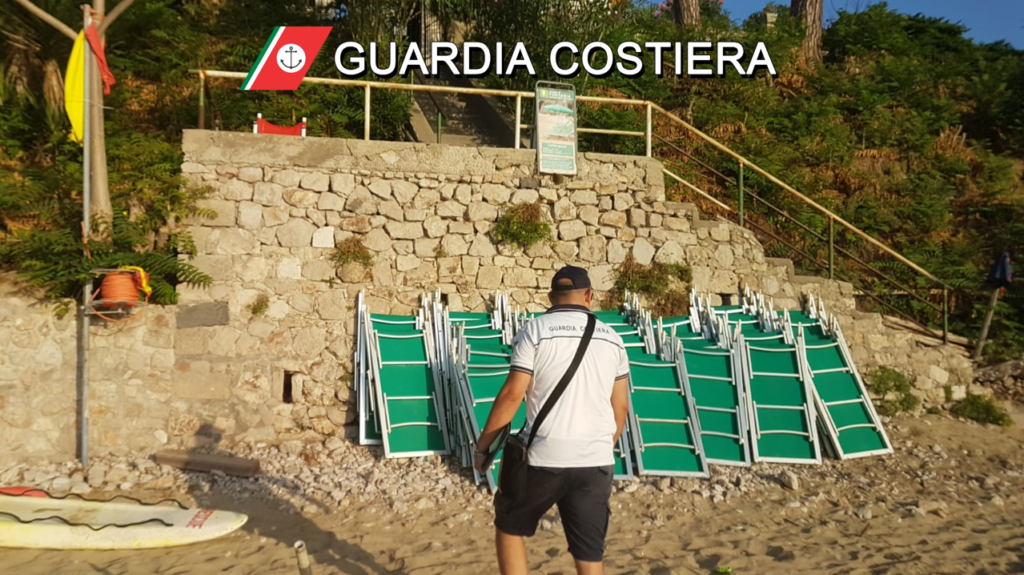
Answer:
[{"left": 64, "top": 31, "right": 85, "bottom": 144}]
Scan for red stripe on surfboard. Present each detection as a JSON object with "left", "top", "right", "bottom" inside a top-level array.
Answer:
[
  {"left": 247, "top": 27, "right": 332, "bottom": 91},
  {"left": 0, "top": 487, "right": 48, "bottom": 497}
]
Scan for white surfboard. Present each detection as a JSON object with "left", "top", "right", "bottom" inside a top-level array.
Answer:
[{"left": 0, "top": 494, "right": 248, "bottom": 549}]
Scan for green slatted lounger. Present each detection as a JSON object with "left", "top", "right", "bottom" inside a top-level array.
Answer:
[
  {"left": 378, "top": 364, "right": 449, "bottom": 457},
  {"left": 372, "top": 325, "right": 450, "bottom": 458},
  {"left": 680, "top": 344, "right": 751, "bottom": 467},
  {"left": 726, "top": 316, "right": 769, "bottom": 339},
  {"left": 627, "top": 359, "right": 708, "bottom": 477},
  {"left": 800, "top": 325, "right": 893, "bottom": 459},
  {"left": 613, "top": 431, "right": 635, "bottom": 480},
  {"left": 740, "top": 336, "right": 821, "bottom": 464}
]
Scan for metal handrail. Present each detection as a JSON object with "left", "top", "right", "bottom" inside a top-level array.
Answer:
[
  {"left": 190, "top": 68, "right": 952, "bottom": 340},
  {"left": 648, "top": 102, "right": 950, "bottom": 289},
  {"left": 666, "top": 172, "right": 952, "bottom": 341},
  {"left": 658, "top": 153, "right": 944, "bottom": 314}
]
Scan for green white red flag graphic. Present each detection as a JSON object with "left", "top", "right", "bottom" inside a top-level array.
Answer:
[{"left": 241, "top": 27, "right": 332, "bottom": 91}]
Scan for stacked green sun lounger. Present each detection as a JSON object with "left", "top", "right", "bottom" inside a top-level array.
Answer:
[
  {"left": 784, "top": 302, "right": 893, "bottom": 460},
  {"left": 353, "top": 286, "right": 892, "bottom": 488},
  {"left": 367, "top": 311, "right": 449, "bottom": 458}
]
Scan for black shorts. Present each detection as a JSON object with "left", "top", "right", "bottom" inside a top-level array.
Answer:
[{"left": 493, "top": 465, "right": 614, "bottom": 562}]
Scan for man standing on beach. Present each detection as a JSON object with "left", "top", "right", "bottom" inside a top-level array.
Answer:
[{"left": 474, "top": 266, "right": 631, "bottom": 575}]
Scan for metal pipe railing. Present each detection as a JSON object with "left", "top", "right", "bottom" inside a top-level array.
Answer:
[
  {"left": 660, "top": 172, "right": 947, "bottom": 338},
  {"left": 648, "top": 102, "right": 950, "bottom": 289},
  {"left": 191, "top": 68, "right": 952, "bottom": 339}
]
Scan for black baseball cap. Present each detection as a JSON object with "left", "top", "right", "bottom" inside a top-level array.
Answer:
[{"left": 551, "top": 266, "right": 592, "bottom": 291}]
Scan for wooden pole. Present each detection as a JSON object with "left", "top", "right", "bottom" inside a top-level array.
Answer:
[{"left": 973, "top": 288, "right": 1000, "bottom": 362}]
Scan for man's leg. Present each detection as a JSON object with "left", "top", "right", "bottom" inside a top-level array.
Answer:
[
  {"left": 557, "top": 466, "right": 614, "bottom": 574},
  {"left": 496, "top": 529, "right": 529, "bottom": 575},
  {"left": 493, "top": 467, "right": 567, "bottom": 575},
  {"left": 573, "top": 559, "right": 605, "bottom": 575}
]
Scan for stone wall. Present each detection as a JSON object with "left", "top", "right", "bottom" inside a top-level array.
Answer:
[{"left": 0, "top": 131, "right": 975, "bottom": 465}]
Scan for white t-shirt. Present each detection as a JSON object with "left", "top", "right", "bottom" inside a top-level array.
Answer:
[{"left": 510, "top": 305, "right": 629, "bottom": 468}]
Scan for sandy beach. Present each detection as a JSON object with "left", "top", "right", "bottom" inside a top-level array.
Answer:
[{"left": 3, "top": 410, "right": 1024, "bottom": 575}]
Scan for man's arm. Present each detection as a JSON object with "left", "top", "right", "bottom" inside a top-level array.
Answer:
[
  {"left": 611, "top": 375, "right": 629, "bottom": 444},
  {"left": 474, "top": 370, "right": 532, "bottom": 472}
]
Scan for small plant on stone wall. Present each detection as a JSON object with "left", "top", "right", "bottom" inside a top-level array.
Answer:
[
  {"left": 434, "top": 246, "right": 449, "bottom": 258},
  {"left": 331, "top": 237, "right": 374, "bottom": 268},
  {"left": 866, "top": 366, "right": 920, "bottom": 416},
  {"left": 491, "top": 202, "right": 551, "bottom": 249},
  {"left": 249, "top": 293, "right": 270, "bottom": 317},
  {"left": 609, "top": 255, "right": 692, "bottom": 317},
  {"left": 950, "top": 394, "right": 1013, "bottom": 427}
]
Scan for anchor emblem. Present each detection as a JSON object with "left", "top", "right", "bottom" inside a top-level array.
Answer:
[{"left": 276, "top": 44, "right": 307, "bottom": 73}]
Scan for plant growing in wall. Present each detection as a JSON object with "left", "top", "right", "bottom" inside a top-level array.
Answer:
[
  {"left": 249, "top": 293, "right": 270, "bottom": 317},
  {"left": 609, "top": 255, "right": 692, "bottom": 316},
  {"left": 331, "top": 237, "right": 374, "bottom": 268},
  {"left": 491, "top": 202, "right": 552, "bottom": 250}
]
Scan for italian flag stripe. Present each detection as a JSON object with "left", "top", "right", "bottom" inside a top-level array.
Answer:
[{"left": 241, "top": 27, "right": 284, "bottom": 91}]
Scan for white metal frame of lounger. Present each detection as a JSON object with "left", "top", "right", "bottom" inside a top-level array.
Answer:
[
  {"left": 356, "top": 294, "right": 383, "bottom": 446},
  {"left": 627, "top": 356, "right": 709, "bottom": 478},
  {"left": 677, "top": 343, "right": 752, "bottom": 467},
  {"left": 740, "top": 335, "right": 822, "bottom": 465},
  {"left": 452, "top": 329, "right": 504, "bottom": 490}
]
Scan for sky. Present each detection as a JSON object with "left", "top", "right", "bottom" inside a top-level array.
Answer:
[{"left": 711, "top": 0, "right": 1023, "bottom": 48}]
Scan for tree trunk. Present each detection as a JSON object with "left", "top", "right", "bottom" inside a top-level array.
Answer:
[
  {"left": 671, "top": 0, "right": 700, "bottom": 28},
  {"left": 790, "top": 0, "right": 823, "bottom": 64}
]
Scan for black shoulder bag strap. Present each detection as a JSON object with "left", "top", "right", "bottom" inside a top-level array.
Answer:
[{"left": 522, "top": 312, "right": 597, "bottom": 449}]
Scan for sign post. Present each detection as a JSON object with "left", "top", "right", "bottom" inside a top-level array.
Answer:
[{"left": 535, "top": 82, "right": 578, "bottom": 176}]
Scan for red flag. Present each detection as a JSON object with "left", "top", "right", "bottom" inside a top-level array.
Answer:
[
  {"left": 241, "top": 27, "right": 332, "bottom": 91},
  {"left": 84, "top": 23, "right": 115, "bottom": 96}
]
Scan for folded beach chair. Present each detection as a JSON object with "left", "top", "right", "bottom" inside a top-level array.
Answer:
[
  {"left": 368, "top": 313, "right": 449, "bottom": 458},
  {"left": 737, "top": 332, "right": 821, "bottom": 464},
  {"left": 627, "top": 349, "right": 709, "bottom": 478},
  {"left": 788, "top": 303, "right": 893, "bottom": 460},
  {"left": 679, "top": 340, "right": 751, "bottom": 467}
]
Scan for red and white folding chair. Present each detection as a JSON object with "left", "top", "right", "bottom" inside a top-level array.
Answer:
[{"left": 253, "top": 113, "right": 307, "bottom": 137}]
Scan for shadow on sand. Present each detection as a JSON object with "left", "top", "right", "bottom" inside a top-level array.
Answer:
[{"left": 176, "top": 423, "right": 408, "bottom": 575}]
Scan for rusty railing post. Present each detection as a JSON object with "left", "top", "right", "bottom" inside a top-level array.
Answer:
[
  {"left": 738, "top": 160, "right": 745, "bottom": 227},
  {"left": 198, "top": 70, "right": 206, "bottom": 130},
  {"left": 363, "top": 84, "right": 371, "bottom": 141},
  {"left": 645, "top": 102, "right": 652, "bottom": 157},
  {"left": 514, "top": 94, "right": 522, "bottom": 150},
  {"left": 828, "top": 216, "right": 834, "bottom": 280},
  {"left": 943, "top": 287, "right": 949, "bottom": 345}
]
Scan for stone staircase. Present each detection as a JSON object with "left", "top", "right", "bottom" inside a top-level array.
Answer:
[{"left": 409, "top": 69, "right": 512, "bottom": 148}]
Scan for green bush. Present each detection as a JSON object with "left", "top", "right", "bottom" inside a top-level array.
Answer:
[
  {"left": 491, "top": 202, "right": 551, "bottom": 249},
  {"left": 866, "top": 366, "right": 920, "bottom": 416},
  {"left": 331, "top": 237, "right": 374, "bottom": 268},
  {"left": 950, "top": 394, "right": 1013, "bottom": 427},
  {"left": 612, "top": 256, "right": 692, "bottom": 317}
]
